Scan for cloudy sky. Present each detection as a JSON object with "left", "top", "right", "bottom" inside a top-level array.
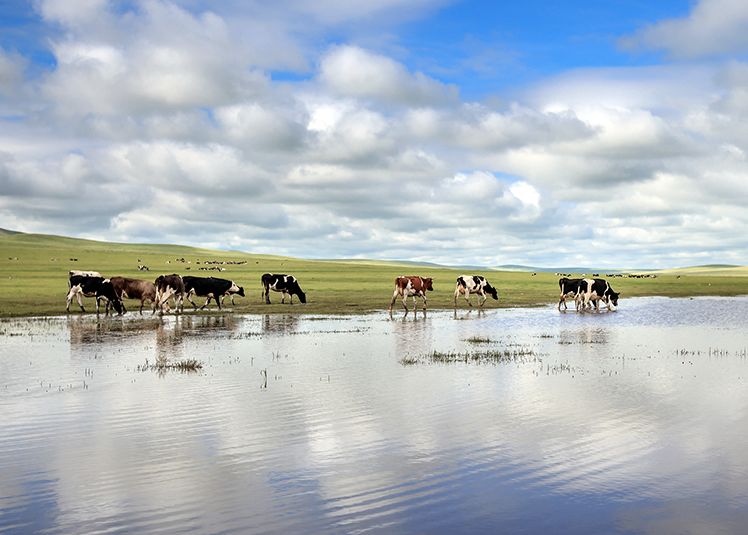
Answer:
[{"left": 1, "top": 0, "right": 747, "bottom": 268}]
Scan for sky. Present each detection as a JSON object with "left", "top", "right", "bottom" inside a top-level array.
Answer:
[{"left": 1, "top": 0, "right": 748, "bottom": 268}]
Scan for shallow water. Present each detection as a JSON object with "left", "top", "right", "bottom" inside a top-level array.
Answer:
[{"left": 2, "top": 297, "right": 748, "bottom": 534}]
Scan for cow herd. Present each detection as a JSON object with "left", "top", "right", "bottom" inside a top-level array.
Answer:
[{"left": 65, "top": 270, "right": 620, "bottom": 316}]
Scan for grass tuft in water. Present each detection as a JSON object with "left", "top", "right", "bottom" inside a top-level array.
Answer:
[
  {"left": 401, "top": 347, "right": 538, "bottom": 365},
  {"left": 138, "top": 357, "right": 203, "bottom": 373},
  {"left": 464, "top": 336, "right": 495, "bottom": 344}
]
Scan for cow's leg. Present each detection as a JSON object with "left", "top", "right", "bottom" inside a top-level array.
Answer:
[
  {"left": 215, "top": 294, "right": 222, "bottom": 310},
  {"left": 66, "top": 287, "right": 78, "bottom": 312},
  {"left": 264, "top": 285, "right": 271, "bottom": 304},
  {"left": 185, "top": 290, "right": 200, "bottom": 310},
  {"left": 401, "top": 293, "right": 409, "bottom": 312},
  {"left": 453, "top": 286, "right": 460, "bottom": 308},
  {"left": 464, "top": 290, "right": 472, "bottom": 307},
  {"left": 389, "top": 289, "right": 399, "bottom": 313},
  {"left": 479, "top": 290, "right": 487, "bottom": 307},
  {"left": 422, "top": 293, "right": 427, "bottom": 311}
]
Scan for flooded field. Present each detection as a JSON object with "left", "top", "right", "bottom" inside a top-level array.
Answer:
[{"left": 2, "top": 297, "right": 748, "bottom": 534}]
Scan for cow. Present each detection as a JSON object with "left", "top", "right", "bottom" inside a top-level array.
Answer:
[
  {"left": 261, "top": 273, "right": 306, "bottom": 304},
  {"left": 389, "top": 275, "right": 434, "bottom": 315},
  {"left": 183, "top": 276, "right": 244, "bottom": 311},
  {"left": 154, "top": 274, "right": 185, "bottom": 314},
  {"left": 578, "top": 278, "right": 620, "bottom": 312},
  {"left": 558, "top": 277, "right": 585, "bottom": 311},
  {"left": 454, "top": 275, "right": 498, "bottom": 308},
  {"left": 221, "top": 283, "right": 246, "bottom": 306},
  {"left": 109, "top": 277, "right": 157, "bottom": 315},
  {"left": 66, "top": 271, "right": 124, "bottom": 314}
]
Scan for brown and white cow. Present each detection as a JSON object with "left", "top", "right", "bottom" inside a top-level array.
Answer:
[
  {"left": 389, "top": 275, "right": 434, "bottom": 315},
  {"left": 109, "top": 277, "right": 157, "bottom": 314}
]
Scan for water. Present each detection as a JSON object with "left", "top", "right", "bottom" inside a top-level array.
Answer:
[{"left": 2, "top": 297, "right": 748, "bottom": 534}]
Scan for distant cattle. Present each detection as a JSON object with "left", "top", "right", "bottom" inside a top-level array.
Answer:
[
  {"left": 578, "top": 278, "right": 620, "bottom": 311},
  {"left": 454, "top": 275, "right": 498, "bottom": 308},
  {"left": 109, "top": 277, "right": 157, "bottom": 314},
  {"left": 389, "top": 275, "right": 433, "bottom": 315},
  {"left": 261, "top": 273, "right": 306, "bottom": 304},
  {"left": 558, "top": 277, "right": 584, "bottom": 311},
  {"left": 183, "top": 276, "right": 244, "bottom": 311},
  {"left": 66, "top": 270, "right": 123, "bottom": 314},
  {"left": 154, "top": 274, "right": 185, "bottom": 314}
]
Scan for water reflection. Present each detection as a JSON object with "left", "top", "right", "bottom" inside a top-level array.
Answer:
[
  {"left": 2, "top": 297, "right": 748, "bottom": 534},
  {"left": 262, "top": 314, "right": 299, "bottom": 334}
]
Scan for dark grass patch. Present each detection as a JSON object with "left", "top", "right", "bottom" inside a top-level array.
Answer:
[
  {"left": 463, "top": 336, "right": 495, "bottom": 344},
  {"left": 138, "top": 357, "right": 203, "bottom": 373},
  {"left": 401, "top": 346, "right": 539, "bottom": 365}
]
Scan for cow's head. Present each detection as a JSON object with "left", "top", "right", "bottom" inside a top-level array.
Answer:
[
  {"left": 291, "top": 282, "right": 307, "bottom": 303},
  {"left": 486, "top": 284, "right": 499, "bottom": 300},
  {"left": 237, "top": 286, "right": 245, "bottom": 297},
  {"left": 608, "top": 290, "right": 620, "bottom": 307},
  {"left": 101, "top": 281, "right": 125, "bottom": 315},
  {"left": 423, "top": 278, "right": 434, "bottom": 291}
]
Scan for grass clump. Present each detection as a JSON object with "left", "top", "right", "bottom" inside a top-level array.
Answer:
[
  {"left": 464, "top": 336, "right": 495, "bottom": 344},
  {"left": 138, "top": 357, "right": 203, "bottom": 373},
  {"left": 401, "top": 346, "right": 539, "bottom": 365}
]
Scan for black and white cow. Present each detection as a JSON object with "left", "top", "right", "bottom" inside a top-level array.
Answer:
[
  {"left": 221, "top": 283, "right": 246, "bottom": 306},
  {"left": 261, "top": 273, "right": 306, "bottom": 304},
  {"left": 183, "top": 276, "right": 244, "bottom": 311},
  {"left": 154, "top": 274, "right": 185, "bottom": 314},
  {"left": 558, "top": 277, "right": 584, "bottom": 311},
  {"left": 454, "top": 275, "right": 499, "bottom": 308},
  {"left": 66, "top": 270, "right": 124, "bottom": 314},
  {"left": 578, "top": 278, "right": 620, "bottom": 311}
]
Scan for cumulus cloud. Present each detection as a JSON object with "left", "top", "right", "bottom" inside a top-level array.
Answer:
[
  {"left": 1, "top": 1, "right": 748, "bottom": 267},
  {"left": 620, "top": 0, "right": 748, "bottom": 59},
  {"left": 319, "top": 45, "right": 458, "bottom": 105}
]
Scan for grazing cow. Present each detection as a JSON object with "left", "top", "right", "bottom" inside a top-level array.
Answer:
[
  {"left": 183, "top": 276, "right": 244, "bottom": 311},
  {"left": 578, "top": 278, "right": 620, "bottom": 311},
  {"left": 109, "top": 277, "right": 157, "bottom": 314},
  {"left": 389, "top": 275, "right": 434, "bottom": 314},
  {"left": 454, "top": 275, "right": 499, "bottom": 308},
  {"left": 66, "top": 271, "right": 124, "bottom": 314},
  {"left": 154, "top": 274, "right": 185, "bottom": 314},
  {"left": 261, "top": 273, "right": 306, "bottom": 304},
  {"left": 558, "top": 277, "right": 584, "bottom": 311}
]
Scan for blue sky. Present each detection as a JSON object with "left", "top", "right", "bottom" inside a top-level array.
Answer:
[{"left": 1, "top": 0, "right": 748, "bottom": 268}]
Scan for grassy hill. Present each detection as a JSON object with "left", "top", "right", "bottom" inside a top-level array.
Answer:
[{"left": 1, "top": 230, "right": 748, "bottom": 317}]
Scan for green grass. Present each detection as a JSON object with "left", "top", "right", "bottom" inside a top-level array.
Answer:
[{"left": 1, "top": 230, "right": 748, "bottom": 317}]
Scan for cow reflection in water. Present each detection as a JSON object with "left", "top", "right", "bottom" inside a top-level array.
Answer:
[
  {"left": 156, "top": 315, "right": 239, "bottom": 362},
  {"left": 262, "top": 314, "right": 299, "bottom": 334},
  {"left": 557, "top": 327, "right": 610, "bottom": 346},
  {"left": 68, "top": 315, "right": 160, "bottom": 347}
]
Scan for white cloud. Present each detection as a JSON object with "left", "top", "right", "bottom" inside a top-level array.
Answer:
[
  {"left": 319, "top": 45, "right": 457, "bottom": 105},
  {"left": 620, "top": 0, "right": 748, "bottom": 59},
  {"left": 1, "top": 1, "right": 748, "bottom": 267}
]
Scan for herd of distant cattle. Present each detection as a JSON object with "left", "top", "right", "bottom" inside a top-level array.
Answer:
[{"left": 65, "top": 270, "right": 620, "bottom": 316}]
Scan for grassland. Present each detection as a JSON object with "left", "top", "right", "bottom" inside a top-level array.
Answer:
[{"left": 1, "top": 229, "right": 748, "bottom": 317}]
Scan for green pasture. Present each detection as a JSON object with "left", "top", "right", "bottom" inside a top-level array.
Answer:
[{"left": 1, "top": 229, "right": 748, "bottom": 317}]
